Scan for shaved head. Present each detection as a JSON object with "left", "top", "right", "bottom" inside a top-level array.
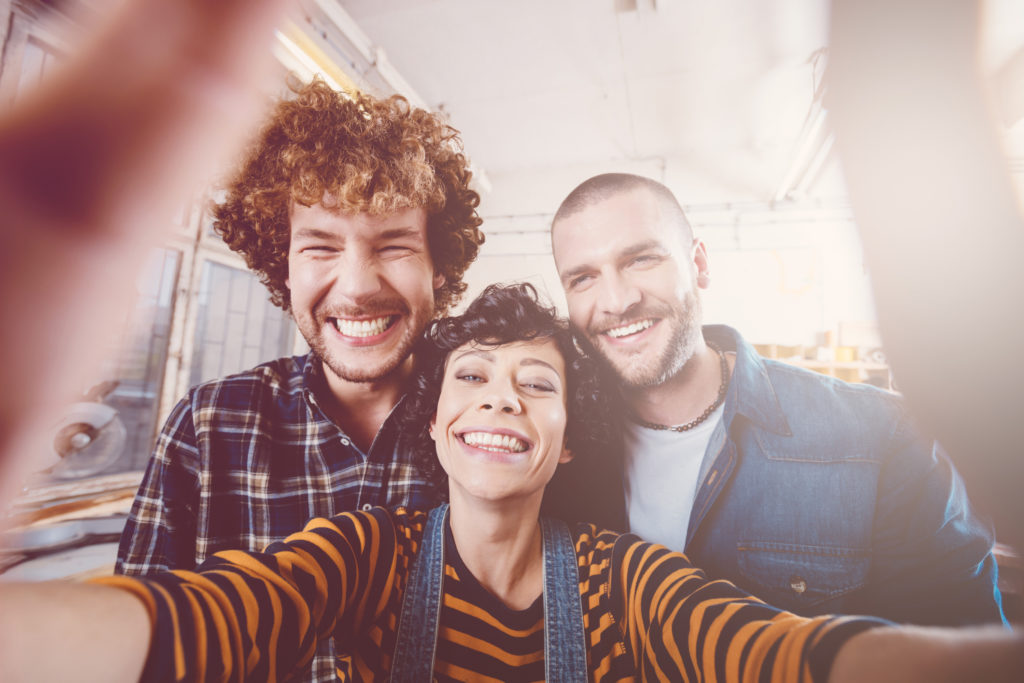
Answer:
[{"left": 552, "top": 173, "right": 693, "bottom": 242}]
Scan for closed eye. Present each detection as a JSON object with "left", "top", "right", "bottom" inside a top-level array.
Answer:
[{"left": 378, "top": 243, "right": 420, "bottom": 259}]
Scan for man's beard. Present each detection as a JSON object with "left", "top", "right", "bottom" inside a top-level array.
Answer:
[
  {"left": 580, "top": 289, "right": 703, "bottom": 389},
  {"left": 298, "top": 299, "right": 429, "bottom": 384}
]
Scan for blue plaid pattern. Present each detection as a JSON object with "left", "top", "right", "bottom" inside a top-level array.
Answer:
[{"left": 116, "top": 353, "right": 438, "bottom": 681}]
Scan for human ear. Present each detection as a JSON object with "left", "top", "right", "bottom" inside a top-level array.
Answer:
[
  {"left": 692, "top": 239, "right": 711, "bottom": 289},
  {"left": 433, "top": 271, "right": 446, "bottom": 290},
  {"left": 558, "top": 446, "right": 574, "bottom": 464},
  {"left": 428, "top": 414, "right": 437, "bottom": 441}
]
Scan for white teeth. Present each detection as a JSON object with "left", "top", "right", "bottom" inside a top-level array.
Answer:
[
  {"left": 606, "top": 319, "right": 654, "bottom": 339},
  {"left": 333, "top": 315, "right": 395, "bottom": 338},
  {"left": 461, "top": 431, "right": 528, "bottom": 453}
]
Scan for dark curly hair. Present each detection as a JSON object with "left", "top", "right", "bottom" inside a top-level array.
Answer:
[
  {"left": 212, "top": 78, "right": 484, "bottom": 315},
  {"left": 400, "top": 283, "right": 616, "bottom": 504}
]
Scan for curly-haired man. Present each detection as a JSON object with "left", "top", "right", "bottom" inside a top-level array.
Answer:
[{"left": 116, "top": 79, "right": 484, "bottom": 682}]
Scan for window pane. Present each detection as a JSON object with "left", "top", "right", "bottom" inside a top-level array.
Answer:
[
  {"left": 189, "top": 261, "right": 296, "bottom": 388},
  {"left": 99, "top": 248, "right": 180, "bottom": 472}
]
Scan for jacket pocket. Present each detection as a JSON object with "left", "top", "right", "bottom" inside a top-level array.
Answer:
[{"left": 736, "top": 541, "right": 870, "bottom": 612}]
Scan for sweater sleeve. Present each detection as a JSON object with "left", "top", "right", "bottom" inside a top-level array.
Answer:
[
  {"left": 611, "top": 536, "right": 888, "bottom": 682},
  {"left": 94, "top": 507, "right": 414, "bottom": 683}
]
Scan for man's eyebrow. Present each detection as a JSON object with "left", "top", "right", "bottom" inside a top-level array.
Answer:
[
  {"left": 559, "top": 239, "right": 664, "bottom": 283},
  {"left": 378, "top": 226, "right": 425, "bottom": 242},
  {"left": 619, "top": 239, "right": 664, "bottom": 259},
  {"left": 559, "top": 262, "right": 593, "bottom": 284},
  {"left": 291, "top": 227, "right": 337, "bottom": 241}
]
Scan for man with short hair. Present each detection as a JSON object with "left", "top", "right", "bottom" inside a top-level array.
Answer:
[
  {"left": 549, "top": 172, "right": 1005, "bottom": 626},
  {"left": 116, "top": 80, "right": 484, "bottom": 681}
]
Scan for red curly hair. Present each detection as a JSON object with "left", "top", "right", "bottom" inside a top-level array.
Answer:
[{"left": 212, "top": 79, "right": 484, "bottom": 314}]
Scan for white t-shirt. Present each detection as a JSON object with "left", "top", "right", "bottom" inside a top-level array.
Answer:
[{"left": 622, "top": 403, "right": 724, "bottom": 551}]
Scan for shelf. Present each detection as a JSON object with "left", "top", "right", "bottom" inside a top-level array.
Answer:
[{"left": 781, "top": 359, "right": 889, "bottom": 371}]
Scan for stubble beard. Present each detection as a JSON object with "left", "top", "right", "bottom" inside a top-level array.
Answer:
[
  {"left": 583, "top": 289, "right": 704, "bottom": 389},
  {"left": 298, "top": 299, "right": 431, "bottom": 384}
]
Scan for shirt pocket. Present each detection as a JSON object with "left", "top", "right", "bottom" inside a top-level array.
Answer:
[{"left": 736, "top": 541, "right": 870, "bottom": 612}]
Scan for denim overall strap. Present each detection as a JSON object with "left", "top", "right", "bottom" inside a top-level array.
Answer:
[
  {"left": 540, "top": 516, "right": 588, "bottom": 682},
  {"left": 391, "top": 506, "right": 586, "bottom": 681},
  {"left": 390, "top": 504, "right": 448, "bottom": 682}
]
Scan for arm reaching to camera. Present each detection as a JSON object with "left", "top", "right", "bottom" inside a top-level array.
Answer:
[
  {"left": 830, "top": 625, "right": 1024, "bottom": 683},
  {"left": 0, "top": 582, "right": 150, "bottom": 683},
  {"left": 1, "top": 509, "right": 399, "bottom": 682},
  {"left": 0, "top": 0, "right": 291, "bottom": 506}
]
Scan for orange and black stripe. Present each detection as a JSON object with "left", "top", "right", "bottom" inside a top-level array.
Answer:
[{"left": 96, "top": 507, "right": 884, "bottom": 682}]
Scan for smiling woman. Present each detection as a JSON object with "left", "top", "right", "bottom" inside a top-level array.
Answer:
[
  {"left": 431, "top": 338, "right": 572, "bottom": 506},
  {"left": 401, "top": 282, "right": 613, "bottom": 504}
]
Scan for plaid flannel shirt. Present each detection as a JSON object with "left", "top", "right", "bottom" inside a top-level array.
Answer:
[{"left": 116, "top": 353, "right": 438, "bottom": 682}]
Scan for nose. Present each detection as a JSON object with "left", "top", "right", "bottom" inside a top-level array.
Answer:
[
  {"left": 598, "top": 270, "right": 641, "bottom": 315},
  {"left": 332, "top": 251, "right": 383, "bottom": 303},
  {"left": 479, "top": 379, "right": 522, "bottom": 415}
]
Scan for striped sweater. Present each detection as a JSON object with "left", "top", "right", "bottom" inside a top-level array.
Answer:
[{"left": 95, "top": 507, "right": 884, "bottom": 681}]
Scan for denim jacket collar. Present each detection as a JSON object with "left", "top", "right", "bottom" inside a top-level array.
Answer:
[{"left": 703, "top": 325, "right": 792, "bottom": 437}]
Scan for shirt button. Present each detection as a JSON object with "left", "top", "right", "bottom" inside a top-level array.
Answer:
[
  {"left": 340, "top": 437, "right": 350, "bottom": 446},
  {"left": 790, "top": 576, "right": 808, "bottom": 594},
  {"left": 361, "top": 503, "right": 373, "bottom": 511}
]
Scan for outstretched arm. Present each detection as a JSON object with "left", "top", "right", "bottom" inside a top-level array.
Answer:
[
  {"left": 613, "top": 539, "right": 886, "bottom": 681},
  {"left": 0, "top": 582, "right": 150, "bottom": 683},
  {"left": 830, "top": 625, "right": 1024, "bottom": 683},
  {"left": 614, "top": 538, "right": 1022, "bottom": 682},
  {"left": 2, "top": 509, "right": 405, "bottom": 682}
]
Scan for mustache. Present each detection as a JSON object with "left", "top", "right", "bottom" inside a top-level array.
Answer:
[
  {"left": 314, "top": 298, "right": 410, "bottom": 320},
  {"left": 586, "top": 306, "right": 674, "bottom": 335}
]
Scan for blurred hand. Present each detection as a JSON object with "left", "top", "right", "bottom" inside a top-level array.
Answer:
[
  {"left": 0, "top": 0, "right": 292, "bottom": 508},
  {"left": 829, "top": 0, "right": 1024, "bottom": 548}
]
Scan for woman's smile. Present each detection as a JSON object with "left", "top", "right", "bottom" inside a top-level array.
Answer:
[
  {"left": 430, "top": 339, "right": 572, "bottom": 503},
  {"left": 458, "top": 430, "right": 532, "bottom": 462}
]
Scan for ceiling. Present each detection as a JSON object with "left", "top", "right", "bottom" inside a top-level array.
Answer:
[{"left": 286, "top": 0, "right": 1024, "bottom": 219}]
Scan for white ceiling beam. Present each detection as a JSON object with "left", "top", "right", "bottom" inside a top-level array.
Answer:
[{"left": 311, "top": 0, "right": 429, "bottom": 110}]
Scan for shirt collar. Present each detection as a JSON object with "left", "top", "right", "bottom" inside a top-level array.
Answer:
[
  {"left": 704, "top": 324, "right": 792, "bottom": 437},
  {"left": 299, "top": 352, "right": 331, "bottom": 417},
  {"left": 298, "top": 351, "right": 413, "bottom": 448}
]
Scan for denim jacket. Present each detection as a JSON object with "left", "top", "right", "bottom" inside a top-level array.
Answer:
[{"left": 546, "top": 324, "right": 1005, "bottom": 626}]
